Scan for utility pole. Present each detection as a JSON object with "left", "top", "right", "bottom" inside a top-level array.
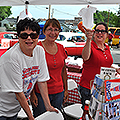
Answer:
[
  {"left": 48, "top": 5, "right": 51, "bottom": 19},
  {"left": 107, "top": 9, "right": 110, "bottom": 27},
  {"left": 51, "top": 8, "right": 54, "bottom": 18}
]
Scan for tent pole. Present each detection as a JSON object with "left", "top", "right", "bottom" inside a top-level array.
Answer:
[{"left": 25, "top": 1, "right": 29, "bottom": 15}]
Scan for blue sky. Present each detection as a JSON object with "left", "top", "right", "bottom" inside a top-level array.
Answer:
[{"left": 10, "top": 4, "right": 119, "bottom": 20}]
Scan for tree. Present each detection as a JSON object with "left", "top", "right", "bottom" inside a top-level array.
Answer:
[
  {"left": 94, "top": 10, "right": 104, "bottom": 24},
  {"left": 115, "top": 5, "right": 120, "bottom": 27},
  {"left": 94, "top": 5, "right": 120, "bottom": 27},
  {"left": 94, "top": 10, "right": 118, "bottom": 27},
  {"left": 0, "top": 6, "right": 12, "bottom": 21}
]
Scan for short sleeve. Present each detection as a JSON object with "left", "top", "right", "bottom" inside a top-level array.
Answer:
[
  {"left": 1, "top": 61, "right": 23, "bottom": 92},
  {"left": 36, "top": 46, "right": 50, "bottom": 82}
]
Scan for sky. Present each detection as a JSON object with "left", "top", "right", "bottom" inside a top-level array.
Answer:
[{"left": 10, "top": 4, "right": 120, "bottom": 20}]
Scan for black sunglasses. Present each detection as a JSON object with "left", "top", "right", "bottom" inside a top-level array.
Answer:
[
  {"left": 19, "top": 33, "right": 38, "bottom": 39},
  {"left": 95, "top": 29, "right": 108, "bottom": 34}
]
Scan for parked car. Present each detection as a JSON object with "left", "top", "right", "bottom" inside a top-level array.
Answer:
[
  {"left": 108, "top": 27, "right": 117, "bottom": 34},
  {"left": 0, "top": 47, "right": 8, "bottom": 57},
  {"left": 56, "top": 32, "right": 86, "bottom": 56},
  {"left": 0, "top": 32, "right": 18, "bottom": 46},
  {"left": 0, "top": 32, "right": 18, "bottom": 57},
  {"left": 105, "top": 27, "right": 120, "bottom": 48}
]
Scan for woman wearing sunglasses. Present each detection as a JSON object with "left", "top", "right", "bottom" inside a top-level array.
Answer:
[
  {"left": 0, "top": 18, "right": 58, "bottom": 120},
  {"left": 30, "top": 18, "right": 68, "bottom": 117},
  {"left": 78, "top": 22, "right": 115, "bottom": 110}
]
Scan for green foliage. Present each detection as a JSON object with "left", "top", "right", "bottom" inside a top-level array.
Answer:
[
  {"left": 0, "top": 6, "right": 12, "bottom": 21},
  {"left": 115, "top": 5, "right": 120, "bottom": 27},
  {"left": 94, "top": 6, "right": 120, "bottom": 27}
]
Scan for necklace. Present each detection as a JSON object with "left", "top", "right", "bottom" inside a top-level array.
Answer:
[
  {"left": 98, "top": 45, "right": 105, "bottom": 50},
  {"left": 41, "top": 41, "right": 58, "bottom": 55},
  {"left": 93, "top": 39, "right": 105, "bottom": 50}
]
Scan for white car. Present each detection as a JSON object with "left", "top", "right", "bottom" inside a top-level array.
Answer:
[
  {"left": 56, "top": 32, "right": 86, "bottom": 46},
  {"left": 56, "top": 32, "right": 86, "bottom": 56}
]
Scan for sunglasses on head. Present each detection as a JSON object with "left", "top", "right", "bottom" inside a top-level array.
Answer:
[
  {"left": 95, "top": 29, "right": 108, "bottom": 34},
  {"left": 19, "top": 33, "right": 38, "bottom": 39}
]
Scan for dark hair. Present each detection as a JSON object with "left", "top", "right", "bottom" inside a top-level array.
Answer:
[
  {"left": 16, "top": 18, "right": 40, "bottom": 36},
  {"left": 94, "top": 22, "right": 108, "bottom": 33},
  {"left": 43, "top": 18, "right": 61, "bottom": 34}
]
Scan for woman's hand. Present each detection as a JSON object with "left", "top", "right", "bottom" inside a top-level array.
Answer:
[
  {"left": 82, "top": 26, "right": 94, "bottom": 42},
  {"left": 63, "top": 90, "right": 69, "bottom": 103},
  {"left": 45, "top": 105, "right": 59, "bottom": 113},
  {"left": 30, "top": 90, "right": 38, "bottom": 107}
]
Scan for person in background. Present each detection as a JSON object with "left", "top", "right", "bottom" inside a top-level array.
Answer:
[
  {"left": 78, "top": 22, "right": 115, "bottom": 110},
  {"left": 0, "top": 18, "right": 58, "bottom": 120},
  {"left": 30, "top": 18, "right": 68, "bottom": 118},
  {"left": 108, "top": 31, "right": 114, "bottom": 48}
]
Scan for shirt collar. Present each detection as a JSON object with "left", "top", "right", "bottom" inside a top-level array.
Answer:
[{"left": 91, "top": 40, "right": 108, "bottom": 51}]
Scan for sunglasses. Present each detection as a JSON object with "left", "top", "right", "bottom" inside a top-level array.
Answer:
[
  {"left": 95, "top": 29, "right": 108, "bottom": 34},
  {"left": 19, "top": 33, "right": 38, "bottom": 39}
]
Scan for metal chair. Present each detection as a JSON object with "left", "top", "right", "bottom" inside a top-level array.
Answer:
[
  {"left": 62, "top": 79, "right": 83, "bottom": 119},
  {"left": 35, "top": 108, "right": 64, "bottom": 120}
]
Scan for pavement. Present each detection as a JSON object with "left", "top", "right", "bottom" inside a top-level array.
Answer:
[{"left": 111, "top": 47, "right": 120, "bottom": 65}]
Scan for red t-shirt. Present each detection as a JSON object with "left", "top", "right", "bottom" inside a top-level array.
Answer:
[
  {"left": 35, "top": 41, "right": 67, "bottom": 94},
  {"left": 79, "top": 40, "right": 113, "bottom": 89}
]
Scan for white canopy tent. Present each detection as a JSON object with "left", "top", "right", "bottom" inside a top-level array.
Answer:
[
  {"left": 0, "top": 0, "right": 120, "bottom": 17},
  {"left": 0, "top": 0, "right": 120, "bottom": 6}
]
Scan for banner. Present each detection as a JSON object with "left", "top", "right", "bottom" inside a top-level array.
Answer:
[{"left": 104, "top": 79, "right": 120, "bottom": 101}]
